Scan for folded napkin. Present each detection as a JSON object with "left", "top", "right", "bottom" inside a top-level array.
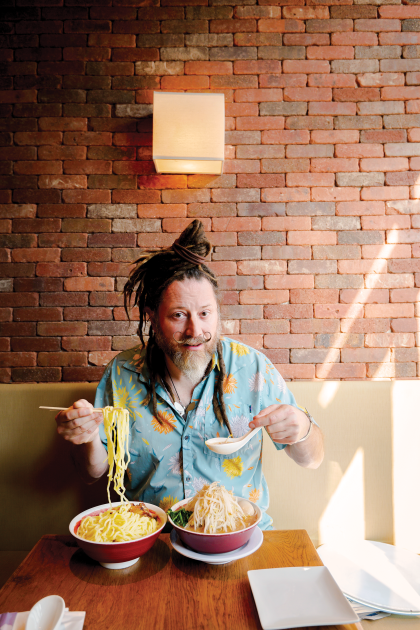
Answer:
[{"left": 0, "top": 609, "right": 85, "bottom": 630}]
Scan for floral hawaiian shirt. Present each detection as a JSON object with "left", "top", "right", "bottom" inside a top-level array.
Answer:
[{"left": 95, "top": 337, "right": 303, "bottom": 529}]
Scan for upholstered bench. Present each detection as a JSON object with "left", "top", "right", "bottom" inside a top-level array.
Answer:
[{"left": 1, "top": 380, "right": 419, "bottom": 587}]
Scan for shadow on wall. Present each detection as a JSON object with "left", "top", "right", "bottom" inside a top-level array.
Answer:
[{"left": 263, "top": 380, "right": 420, "bottom": 553}]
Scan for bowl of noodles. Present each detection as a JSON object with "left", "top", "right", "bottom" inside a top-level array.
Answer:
[
  {"left": 168, "top": 482, "right": 262, "bottom": 554},
  {"left": 70, "top": 501, "right": 167, "bottom": 569}
]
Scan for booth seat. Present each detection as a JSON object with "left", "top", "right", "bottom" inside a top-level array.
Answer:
[{"left": 1, "top": 380, "right": 419, "bottom": 587}]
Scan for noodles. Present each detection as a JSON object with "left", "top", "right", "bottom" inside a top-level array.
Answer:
[
  {"left": 76, "top": 406, "right": 161, "bottom": 543},
  {"left": 184, "top": 482, "right": 250, "bottom": 534},
  {"left": 103, "top": 405, "right": 130, "bottom": 505},
  {"left": 77, "top": 503, "right": 160, "bottom": 542}
]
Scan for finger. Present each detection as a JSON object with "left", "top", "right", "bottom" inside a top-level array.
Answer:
[
  {"left": 57, "top": 415, "right": 102, "bottom": 439},
  {"left": 60, "top": 424, "right": 100, "bottom": 445},
  {"left": 250, "top": 406, "right": 289, "bottom": 428},
  {"left": 267, "top": 425, "right": 300, "bottom": 444},
  {"left": 253, "top": 404, "right": 281, "bottom": 418},
  {"left": 74, "top": 399, "right": 94, "bottom": 410}
]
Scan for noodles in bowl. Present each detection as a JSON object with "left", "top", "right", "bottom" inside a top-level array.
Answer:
[
  {"left": 168, "top": 482, "right": 262, "bottom": 554},
  {"left": 77, "top": 502, "right": 161, "bottom": 543},
  {"left": 70, "top": 501, "right": 167, "bottom": 569}
]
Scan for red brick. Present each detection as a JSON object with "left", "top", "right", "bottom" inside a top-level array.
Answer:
[
  {"left": 283, "top": 34, "right": 329, "bottom": 46},
  {"left": 262, "top": 188, "right": 310, "bottom": 202},
  {"left": 308, "top": 74, "right": 356, "bottom": 88},
  {"left": 336, "top": 144, "right": 383, "bottom": 158},
  {"left": 236, "top": 116, "right": 285, "bottom": 131},
  {"left": 185, "top": 61, "right": 232, "bottom": 75},
  {"left": 258, "top": 19, "right": 305, "bottom": 33},
  {"left": 309, "top": 103, "right": 356, "bottom": 116},
  {"left": 311, "top": 158, "right": 359, "bottom": 173},
  {"left": 239, "top": 290, "right": 289, "bottom": 305},
  {"left": 311, "top": 130, "right": 359, "bottom": 144},
  {"left": 235, "top": 89, "right": 283, "bottom": 103},
  {"left": 262, "top": 130, "right": 309, "bottom": 144},
  {"left": 360, "top": 158, "right": 408, "bottom": 172},
  {"left": 308, "top": 46, "right": 354, "bottom": 60},
  {"left": 314, "top": 304, "right": 364, "bottom": 319},
  {"left": 210, "top": 19, "right": 256, "bottom": 33},
  {"left": 234, "top": 60, "right": 281, "bottom": 74},
  {"left": 0, "top": 352, "right": 36, "bottom": 368},
  {"left": 354, "top": 19, "right": 401, "bottom": 32},
  {"left": 287, "top": 173, "right": 335, "bottom": 187},
  {"left": 237, "top": 174, "right": 286, "bottom": 188},
  {"left": 161, "top": 76, "right": 209, "bottom": 90},
  {"left": 62, "top": 190, "right": 111, "bottom": 203},
  {"left": 284, "top": 87, "right": 332, "bottom": 101},
  {"left": 316, "top": 363, "right": 366, "bottom": 378},
  {"left": 333, "top": 88, "right": 381, "bottom": 102},
  {"left": 277, "top": 365, "right": 315, "bottom": 379},
  {"left": 88, "top": 34, "right": 136, "bottom": 47},
  {"left": 336, "top": 201, "right": 385, "bottom": 216}
]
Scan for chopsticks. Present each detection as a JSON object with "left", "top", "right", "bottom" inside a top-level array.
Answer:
[{"left": 39, "top": 406, "right": 104, "bottom": 412}]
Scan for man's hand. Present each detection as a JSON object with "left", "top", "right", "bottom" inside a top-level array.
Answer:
[
  {"left": 249, "top": 403, "right": 310, "bottom": 445},
  {"left": 249, "top": 403, "right": 324, "bottom": 469},
  {"left": 55, "top": 399, "right": 103, "bottom": 446}
]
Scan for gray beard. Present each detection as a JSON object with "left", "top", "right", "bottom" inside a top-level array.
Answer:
[{"left": 153, "top": 323, "right": 220, "bottom": 385}]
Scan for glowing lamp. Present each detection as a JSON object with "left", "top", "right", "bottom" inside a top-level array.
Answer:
[{"left": 152, "top": 92, "right": 225, "bottom": 175}]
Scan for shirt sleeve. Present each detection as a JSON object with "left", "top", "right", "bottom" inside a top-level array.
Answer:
[{"left": 259, "top": 354, "right": 304, "bottom": 452}]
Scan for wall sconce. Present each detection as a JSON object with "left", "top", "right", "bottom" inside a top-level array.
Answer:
[{"left": 152, "top": 92, "right": 225, "bottom": 175}]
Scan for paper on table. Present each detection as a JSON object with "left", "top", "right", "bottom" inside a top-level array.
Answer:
[
  {"left": 0, "top": 609, "right": 85, "bottom": 630},
  {"left": 347, "top": 598, "right": 391, "bottom": 621}
]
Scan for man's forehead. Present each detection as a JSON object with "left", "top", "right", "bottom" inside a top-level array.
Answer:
[{"left": 161, "top": 277, "right": 218, "bottom": 306}]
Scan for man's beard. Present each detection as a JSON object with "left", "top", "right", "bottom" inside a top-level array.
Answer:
[{"left": 153, "top": 320, "right": 220, "bottom": 384}]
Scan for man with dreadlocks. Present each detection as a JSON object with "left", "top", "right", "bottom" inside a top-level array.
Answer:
[{"left": 56, "top": 220, "right": 323, "bottom": 529}]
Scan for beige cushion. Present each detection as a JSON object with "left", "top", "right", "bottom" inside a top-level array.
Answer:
[{"left": 1, "top": 380, "right": 419, "bottom": 556}]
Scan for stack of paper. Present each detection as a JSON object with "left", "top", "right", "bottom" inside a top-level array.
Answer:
[{"left": 347, "top": 598, "right": 391, "bottom": 621}]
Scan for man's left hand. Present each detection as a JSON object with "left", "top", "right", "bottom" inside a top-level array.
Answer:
[{"left": 249, "top": 404, "right": 310, "bottom": 445}]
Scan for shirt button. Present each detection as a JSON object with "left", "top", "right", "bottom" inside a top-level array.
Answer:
[
  {"left": 184, "top": 435, "right": 189, "bottom": 441},
  {"left": 186, "top": 476, "right": 191, "bottom": 482}
]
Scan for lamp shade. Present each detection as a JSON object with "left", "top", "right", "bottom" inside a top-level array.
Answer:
[{"left": 153, "top": 92, "right": 225, "bottom": 175}]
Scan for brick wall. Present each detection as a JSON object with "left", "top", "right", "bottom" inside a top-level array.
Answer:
[{"left": 1, "top": 0, "right": 420, "bottom": 383}]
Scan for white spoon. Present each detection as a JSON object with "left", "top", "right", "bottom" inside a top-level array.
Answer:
[
  {"left": 205, "top": 426, "right": 262, "bottom": 455},
  {"left": 25, "top": 595, "right": 65, "bottom": 630}
]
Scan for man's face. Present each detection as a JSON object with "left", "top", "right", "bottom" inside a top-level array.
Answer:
[{"left": 151, "top": 277, "right": 220, "bottom": 383}]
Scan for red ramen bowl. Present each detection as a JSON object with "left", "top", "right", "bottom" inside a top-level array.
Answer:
[
  {"left": 70, "top": 502, "right": 167, "bottom": 569},
  {"left": 168, "top": 497, "right": 262, "bottom": 554}
]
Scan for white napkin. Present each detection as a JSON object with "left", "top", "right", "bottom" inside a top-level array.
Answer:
[{"left": 0, "top": 609, "right": 85, "bottom": 630}]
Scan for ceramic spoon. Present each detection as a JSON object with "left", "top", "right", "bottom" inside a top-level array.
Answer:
[
  {"left": 205, "top": 426, "right": 262, "bottom": 455},
  {"left": 25, "top": 595, "right": 65, "bottom": 630}
]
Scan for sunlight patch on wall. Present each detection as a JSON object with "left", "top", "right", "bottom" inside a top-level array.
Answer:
[
  {"left": 319, "top": 448, "right": 365, "bottom": 546},
  {"left": 317, "top": 381, "right": 340, "bottom": 409},
  {"left": 392, "top": 381, "right": 420, "bottom": 553}
]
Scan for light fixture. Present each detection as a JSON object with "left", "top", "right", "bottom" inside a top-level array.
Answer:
[{"left": 152, "top": 92, "right": 225, "bottom": 175}]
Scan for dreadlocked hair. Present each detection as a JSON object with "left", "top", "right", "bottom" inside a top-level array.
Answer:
[{"left": 123, "top": 219, "right": 232, "bottom": 435}]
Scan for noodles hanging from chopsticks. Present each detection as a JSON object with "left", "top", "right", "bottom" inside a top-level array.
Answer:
[
  {"left": 76, "top": 407, "right": 162, "bottom": 543},
  {"left": 103, "top": 406, "right": 131, "bottom": 505}
]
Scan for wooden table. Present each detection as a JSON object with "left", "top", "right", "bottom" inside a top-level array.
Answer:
[{"left": 0, "top": 531, "right": 359, "bottom": 630}]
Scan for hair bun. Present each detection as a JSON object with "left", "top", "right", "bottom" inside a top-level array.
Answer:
[{"left": 177, "top": 220, "right": 212, "bottom": 259}]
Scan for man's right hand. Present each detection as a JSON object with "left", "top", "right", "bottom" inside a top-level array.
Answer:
[{"left": 55, "top": 399, "right": 103, "bottom": 445}]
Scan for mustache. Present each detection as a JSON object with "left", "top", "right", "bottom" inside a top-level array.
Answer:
[{"left": 172, "top": 331, "right": 212, "bottom": 345}]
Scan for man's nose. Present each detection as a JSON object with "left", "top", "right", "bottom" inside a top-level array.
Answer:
[{"left": 185, "top": 315, "right": 202, "bottom": 338}]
